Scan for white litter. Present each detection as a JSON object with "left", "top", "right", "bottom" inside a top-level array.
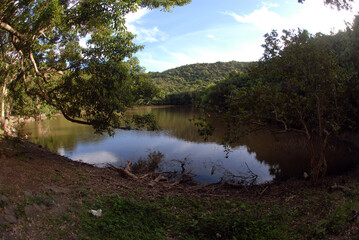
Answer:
[{"left": 89, "top": 209, "right": 102, "bottom": 217}]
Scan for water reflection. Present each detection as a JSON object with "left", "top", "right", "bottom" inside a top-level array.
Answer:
[{"left": 22, "top": 106, "right": 358, "bottom": 184}]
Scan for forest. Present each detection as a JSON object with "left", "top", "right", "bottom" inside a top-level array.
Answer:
[
  {"left": 148, "top": 61, "right": 251, "bottom": 104},
  {"left": 198, "top": 21, "right": 359, "bottom": 180}
]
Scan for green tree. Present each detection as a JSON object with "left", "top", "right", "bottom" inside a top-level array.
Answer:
[
  {"left": 298, "top": 0, "right": 354, "bottom": 10},
  {"left": 0, "top": 0, "right": 190, "bottom": 134},
  {"left": 204, "top": 28, "right": 357, "bottom": 180}
]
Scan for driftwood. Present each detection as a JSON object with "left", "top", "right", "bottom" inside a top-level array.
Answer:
[
  {"left": 108, "top": 162, "right": 176, "bottom": 187},
  {"left": 171, "top": 169, "right": 193, "bottom": 186},
  {"left": 148, "top": 175, "right": 168, "bottom": 188},
  {"left": 108, "top": 162, "right": 138, "bottom": 180},
  {"left": 108, "top": 158, "right": 195, "bottom": 187}
]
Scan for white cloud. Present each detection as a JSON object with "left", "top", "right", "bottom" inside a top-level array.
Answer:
[
  {"left": 221, "top": 7, "right": 282, "bottom": 31},
  {"left": 135, "top": 52, "right": 179, "bottom": 72},
  {"left": 261, "top": 2, "right": 280, "bottom": 8},
  {"left": 222, "top": 1, "right": 359, "bottom": 34},
  {"left": 130, "top": 26, "right": 168, "bottom": 43},
  {"left": 206, "top": 34, "right": 216, "bottom": 40},
  {"left": 126, "top": 8, "right": 168, "bottom": 43},
  {"left": 139, "top": 38, "right": 264, "bottom": 72},
  {"left": 125, "top": 8, "right": 151, "bottom": 25}
]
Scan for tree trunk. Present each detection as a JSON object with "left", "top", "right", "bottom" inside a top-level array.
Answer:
[
  {"left": 1, "top": 68, "right": 16, "bottom": 136},
  {"left": 312, "top": 94, "right": 328, "bottom": 180},
  {"left": 1, "top": 69, "right": 9, "bottom": 134}
]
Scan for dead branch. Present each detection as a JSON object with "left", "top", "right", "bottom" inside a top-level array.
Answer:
[
  {"left": 171, "top": 159, "right": 186, "bottom": 174},
  {"left": 148, "top": 175, "right": 168, "bottom": 188},
  {"left": 108, "top": 162, "right": 138, "bottom": 180},
  {"left": 171, "top": 169, "right": 194, "bottom": 186},
  {"left": 259, "top": 185, "right": 269, "bottom": 196}
]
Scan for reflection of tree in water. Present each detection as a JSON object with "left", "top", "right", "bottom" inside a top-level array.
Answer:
[
  {"left": 150, "top": 105, "right": 359, "bottom": 179},
  {"left": 23, "top": 106, "right": 359, "bottom": 180},
  {"left": 218, "top": 162, "right": 258, "bottom": 185},
  {"left": 226, "top": 131, "right": 359, "bottom": 180},
  {"left": 22, "top": 116, "right": 107, "bottom": 153}
]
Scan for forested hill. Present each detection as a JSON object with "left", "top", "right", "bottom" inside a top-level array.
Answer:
[{"left": 148, "top": 61, "right": 251, "bottom": 101}]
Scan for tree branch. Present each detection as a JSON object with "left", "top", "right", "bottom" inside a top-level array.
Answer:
[
  {"left": 0, "top": 21, "right": 26, "bottom": 41},
  {"left": 271, "top": 103, "right": 288, "bottom": 131},
  {"left": 29, "top": 50, "right": 48, "bottom": 82}
]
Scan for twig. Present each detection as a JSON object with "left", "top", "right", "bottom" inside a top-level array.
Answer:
[{"left": 259, "top": 185, "right": 269, "bottom": 196}]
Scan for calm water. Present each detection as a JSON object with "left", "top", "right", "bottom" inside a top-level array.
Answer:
[{"left": 22, "top": 106, "right": 358, "bottom": 184}]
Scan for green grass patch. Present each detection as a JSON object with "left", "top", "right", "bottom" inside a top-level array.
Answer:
[
  {"left": 77, "top": 194, "right": 301, "bottom": 240},
  {"left": 164, "top": 199, "right": 298, "bottom": 240},
  {"left": 79, "top": 196, "right": 169, "bottom": 240}
]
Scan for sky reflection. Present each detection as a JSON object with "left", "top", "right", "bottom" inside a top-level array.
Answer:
[{"left": 60, "top": 130, "right": 274, "bottom": 184}]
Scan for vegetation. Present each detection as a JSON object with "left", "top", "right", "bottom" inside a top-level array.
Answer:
[
  {"left": 149, "top": 61, "right": 251, "bottom": 105},
  {"left": 0, "top": 0, "right": 190, "bottom": 135},
  {"left": 200, "top": 17, "right": 359, "bottom": 180},
  {"left": 298, "top": 0, "right": 354, "bottom": 10}
]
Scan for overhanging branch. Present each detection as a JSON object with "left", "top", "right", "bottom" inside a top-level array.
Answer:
[{"left": 0, "top": 21, "right": 26, "bottom": 41}]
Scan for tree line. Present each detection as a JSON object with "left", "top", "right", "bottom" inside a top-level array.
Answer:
[{"left": 199, "top": 16, "right": 359, "bottom": 180}]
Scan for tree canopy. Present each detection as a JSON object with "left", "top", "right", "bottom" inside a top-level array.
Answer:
[
  {"left": 200, "top": 17, "right": 359, "bottom": 180},
  {"left": 298, "top": 0, "right": 354, "bottom": 10},
  {"left": 0, "top": 0, "right": 190, "bottom": 134}
]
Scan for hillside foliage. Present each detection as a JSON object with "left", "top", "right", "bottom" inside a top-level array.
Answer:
[{"left": 149, "top": 61, "right": 251, "bottom": 105}]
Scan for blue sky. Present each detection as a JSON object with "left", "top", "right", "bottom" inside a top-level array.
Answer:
[{"left": 126, "top": 0, "right": 359, "bottom": 72}]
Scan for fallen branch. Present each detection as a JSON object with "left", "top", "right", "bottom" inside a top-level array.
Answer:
[
  {"left": 148, "top": 174, "right": 168, "bottom": 188},
  {"left": 108, "top": 162, "right": 138, "bottom": 180},
  {"left": 259, "top": 185, "right": 269, "bottom": 196},
  {"left": 171, "top": 170, "right": 193, "bottom": 186}
]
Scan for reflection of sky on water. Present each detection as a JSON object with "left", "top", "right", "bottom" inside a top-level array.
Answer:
[
  {"left": 71, "top": 151, "right": 119, "bottom": 166},
  {"left": 58, "top": 130, "right": 274, "bottom": 184}
]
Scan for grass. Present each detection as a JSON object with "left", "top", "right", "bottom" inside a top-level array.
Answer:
[
  {"left": 79, "top": 196, "right": 169, "bottom": 240},
  {"left": 66, "top": 186, "right": 359, "bottom": 240}
]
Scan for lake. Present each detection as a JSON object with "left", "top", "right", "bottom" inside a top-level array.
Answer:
[{"left": 22, "top": 105, "right": 358, "bottom": 184}]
